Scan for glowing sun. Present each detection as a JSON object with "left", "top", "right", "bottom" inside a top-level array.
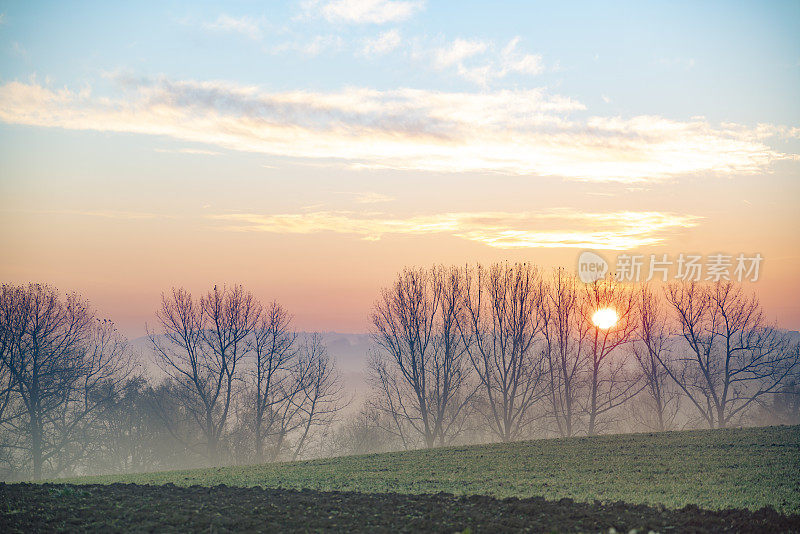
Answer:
[{"left": 592, "top": 308, "right": 619, "bottom": 329}]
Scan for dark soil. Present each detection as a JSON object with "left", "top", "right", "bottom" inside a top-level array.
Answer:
[{"left": 2, "top": 483, "right": 799, "bottom": 533}]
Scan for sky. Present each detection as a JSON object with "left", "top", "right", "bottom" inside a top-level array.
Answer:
[{"left": 0, "top": 0, "right": 799, "bottom": 338}]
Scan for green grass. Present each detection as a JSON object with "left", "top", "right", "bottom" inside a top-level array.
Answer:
[{"left": 57, "top": 425, "right": 800, "bottom": 514}]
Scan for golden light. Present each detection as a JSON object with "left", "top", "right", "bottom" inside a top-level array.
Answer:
[{"left": 592, "top": 308, "right": 619, "bottom": 330}]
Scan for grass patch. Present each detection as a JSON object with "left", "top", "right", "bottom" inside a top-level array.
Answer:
[{"left": 55, "top": 425, "right": 800, "bottom": 514}]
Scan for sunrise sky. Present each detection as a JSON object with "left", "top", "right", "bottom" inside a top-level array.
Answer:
[{"left": 1, "top": 0, "right": 799, "bottom": 337}]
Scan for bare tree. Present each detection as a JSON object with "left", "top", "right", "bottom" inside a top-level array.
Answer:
[
  {"left": 581, "top": 278, "right": 641, "bottom": 435},
  {"left": 461, "top": 262, "right": 547, "bottom": 442},
  {"left": 541, "top": 269, "right": 589, "bottom": 437},
  {"left": 150, "top": 285, "right": 259, "bottom": 463},
  {"left": 631, "top": 285, "right": 681, "bottom": 431},
  {"left": 250, "top": 301, "right": 298, "bottom": 462},
  {"left": 55, "top": 318, "right": 133, "bottom": 475},
  {"left": 662, "top": 281, "right": 798, "bottom": 428},
  {"left": 431, "top": 266, "right": 476, "bottom": 444},
  {"left": 218, "top": 306, "right": 346, "bottom": 463},
  {"left": 291, "top": 334, "right": 344, "bottom": 460},
  {"left": 370, "top": 266, "right": 475, "bottom": 449},
  {"left": 0, "top": 284, "right": 131, "bottom": 479}
]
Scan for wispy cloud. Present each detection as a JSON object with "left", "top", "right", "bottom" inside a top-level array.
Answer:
[
  {"left": 433, "top": 38, "right": 488, "bottom": 69},
  {"left": 0, "top": 77, "right": 795, "bottom": 182},
  {"left": 200, "top": 14, "right": 264, "bottom": 40},
  {"left": 362, "top": 29, "right": 402, "bottom": 56},
  {"left": 308, "top": 0, "right": 424, "bottom": 24},
  {"left": 495, "top": 37, "right": 544, "bottom": 78},
  {"left": 426, "top": 36, "right": 544, "bottom": 86},
  {"left": 208, "top": 209, "right": 700, "bottom": 250}
]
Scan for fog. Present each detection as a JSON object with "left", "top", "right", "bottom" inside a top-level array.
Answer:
[{"left": 1, "top": 266, "right": 798, "bottom": 481}]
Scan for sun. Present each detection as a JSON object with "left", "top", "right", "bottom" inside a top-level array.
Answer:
[{"left": 592, "top": 308, "right": 619, "bottom": 330}]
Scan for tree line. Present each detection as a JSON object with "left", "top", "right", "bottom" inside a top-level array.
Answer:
[
  {"left": 1, "top": 264, "right": 798, "bottom": 480},
  {"left": 0, "top": 284, "right": 342, "bottom": 480},
  {"left": 363, "top": 264, "right": 799, "bottom": 450}
]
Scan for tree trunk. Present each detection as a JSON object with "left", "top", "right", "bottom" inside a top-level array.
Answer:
[{"left": 31, "top": 425, "right": 43, "bottom": 480}]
